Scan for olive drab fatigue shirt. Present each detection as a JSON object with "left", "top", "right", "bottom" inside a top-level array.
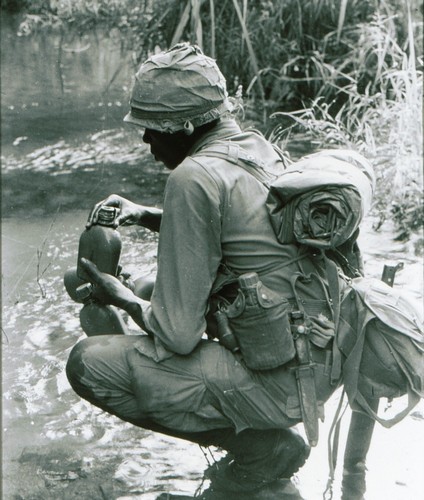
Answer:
[{"left": 139, "top": 118, "right": 333, "bottom": 360}]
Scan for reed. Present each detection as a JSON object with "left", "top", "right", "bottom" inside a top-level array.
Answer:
[{"left": 12, "top": 1, "right": 421, "bottom": 103}]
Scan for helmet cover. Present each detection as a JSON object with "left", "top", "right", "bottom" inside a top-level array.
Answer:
[{"left": 124, "top": 43, "right": 233, "bottom": 132}]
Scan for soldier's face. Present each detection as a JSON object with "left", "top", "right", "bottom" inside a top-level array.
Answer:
[{"left": 142, "top": 129, "right": 190, "bottom": 169}]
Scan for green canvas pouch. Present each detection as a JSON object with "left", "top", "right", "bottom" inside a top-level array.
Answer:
[{"left": 225, "top": 277, "right": 296, "bottom": 370}]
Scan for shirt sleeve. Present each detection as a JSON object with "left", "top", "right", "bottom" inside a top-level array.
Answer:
[{"left": 144, "top": 158, "right": 223, "bottom": 356}]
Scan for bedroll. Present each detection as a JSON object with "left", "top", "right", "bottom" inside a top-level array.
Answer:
[{"left": 266, "top": 149, "right": 375, "bottom": 250}]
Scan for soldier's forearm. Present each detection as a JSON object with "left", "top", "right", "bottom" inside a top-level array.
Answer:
[
  {"left": 123, "top": 298, "right": 152, "bottom": 334},
  {"left": 139, "top": 207, "right": 163, "bottom": 232}
]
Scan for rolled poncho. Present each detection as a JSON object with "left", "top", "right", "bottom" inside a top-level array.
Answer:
[{"left": 266, "top": 149, "right": 375, "bottom": 249}]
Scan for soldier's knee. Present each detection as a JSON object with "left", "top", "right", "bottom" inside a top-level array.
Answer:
[
  {"left": 284, "top": 427, "right": 310, "bottom": 455},
  {"left": 66, "top": 339, "right": 91, "bottom": 394}
]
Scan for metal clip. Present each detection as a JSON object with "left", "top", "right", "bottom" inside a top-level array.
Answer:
[{"left": 381, "top": 262, "right": 404, "bottom": 287}]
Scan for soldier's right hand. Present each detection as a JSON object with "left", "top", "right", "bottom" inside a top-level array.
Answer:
[{"left": 86, "top": 194, "right": 145, "bottom": 229}]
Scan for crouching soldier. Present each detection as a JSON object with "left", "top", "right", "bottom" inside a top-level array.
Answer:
[{"left": 65, "top": 44, "right": 423, "bottom": 499}]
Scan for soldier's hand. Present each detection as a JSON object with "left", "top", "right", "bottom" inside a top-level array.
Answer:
[
  {"left": 79, "top": 258, "right": 136, "bottom": 310},
  {"left": 86, "top": 194, "right": 143, "bottom": 229}
]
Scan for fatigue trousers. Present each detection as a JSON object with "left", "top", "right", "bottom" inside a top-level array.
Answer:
[{"left": 66, "top": 335, "right": 338, "bottom": 439}]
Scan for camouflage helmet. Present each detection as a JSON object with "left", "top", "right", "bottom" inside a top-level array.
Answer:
[{"left": 124, "top": 43, "right": 233, "bottom": 133}]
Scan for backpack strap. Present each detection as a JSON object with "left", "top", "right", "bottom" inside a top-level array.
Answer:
[
  {"left": 195, "top": 141, "right": 276, "bottom": 188},
  {"left": 323, "top": 255, "right": 345, "bottom": 385},
  {"left": 323, "top": 390, "right": 348, "bottom": 500},
  {"left": 354, "top": 387, "right": 420, "bottom": 427}
]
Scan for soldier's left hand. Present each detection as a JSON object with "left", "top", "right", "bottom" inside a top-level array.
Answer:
[{"left": 79, "top": 258, "right": 136, "bottom": 310}]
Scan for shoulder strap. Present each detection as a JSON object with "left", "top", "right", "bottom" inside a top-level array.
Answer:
[
  {"left": 354, "top": 388, "right": 420, "bottom": 427},
  {"left": 195, "top": 141, "right": 275, "bottom": 188}
]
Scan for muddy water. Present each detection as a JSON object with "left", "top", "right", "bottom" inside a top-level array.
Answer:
[
  {"left": 2, "top": 14, "right": 424, "bottom": 500},
  {"left": 2, "top": 212, "right": 209, "bottom": 500}
]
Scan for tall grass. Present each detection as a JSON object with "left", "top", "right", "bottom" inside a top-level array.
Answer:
[
  {"left": 153, "top": 1, "right": 421, "bottom": 109},
  {"left": 10, "top": 1, "right": 422, "bottom": 103}
]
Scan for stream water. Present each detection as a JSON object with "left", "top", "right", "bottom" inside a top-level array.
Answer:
[{"left": 2, "top": 13, "right": 423, "bottom": 500}]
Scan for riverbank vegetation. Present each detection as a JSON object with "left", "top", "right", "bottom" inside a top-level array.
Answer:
[{"left": 2, "top": 0, "right": 423, "bottom": 243}]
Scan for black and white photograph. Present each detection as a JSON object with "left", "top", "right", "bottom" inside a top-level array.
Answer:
[{"left": 2, "top": 1, "right": 423, "bottom": 499}]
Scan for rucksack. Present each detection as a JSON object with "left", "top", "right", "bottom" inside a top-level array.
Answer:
[
  {"left": 266, "top": 148, "right": 375, "bottom": 277},
  {"left": 266, "top": 147, "right": 423, "bottom": 421},
  {"left": 202, "top": 139, "right": 423, "bottom": 422}
]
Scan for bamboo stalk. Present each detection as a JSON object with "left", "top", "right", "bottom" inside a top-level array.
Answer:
[
  {"left": 209, "top": 0, "right": 216, "bottom": 57},
  {"left": 191, "top": 0, "right": 203, "bottom": 49},
  {"left": 229, "top": 0, "right": 266, "bottom": 121},
  {"left": 170, "top": 0, "right": 191, "bottom": 47},
  {"left": 337, "top": 0, "right": 348, "bottom": 42}
]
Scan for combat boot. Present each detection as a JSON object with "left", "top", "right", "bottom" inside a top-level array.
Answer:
[
  {"left": 137, "top": 421, "right": 309, "bottom": 497},
  {"left": 205, "top": 428, "right": 310, "bottom": 495}
]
